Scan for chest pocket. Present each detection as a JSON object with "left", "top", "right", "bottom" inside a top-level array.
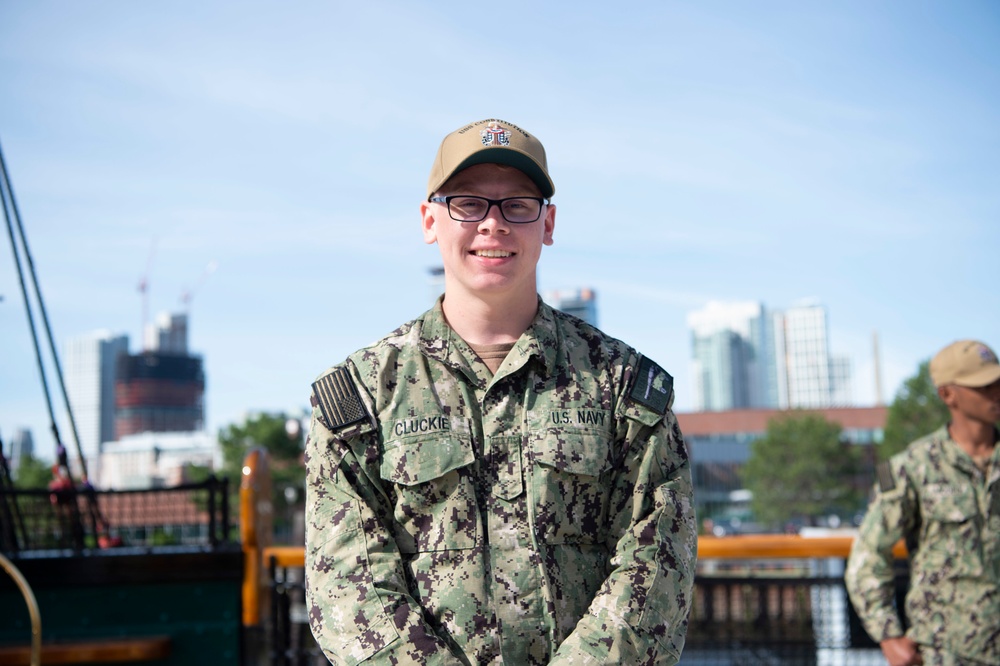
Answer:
[
  {"left": 919, "top": 482, "right": 983, "bottom": 576},
  {"left": 380, "top": 433, "right": 478, "bottom": 553},
  {"left": 529, "top": 429, "right": 614, "bottom": 545},
  {"left": 923, "top": 483, "right": 977, "bottom": 523}
]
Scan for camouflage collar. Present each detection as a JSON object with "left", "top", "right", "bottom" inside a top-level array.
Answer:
[
  {"left": 416, "top": 298, "right": 474, "bottom": 381},
  {"left": 416, "top": 296, "right": 558, "bottom": 379},
  {"left": 935, "top": 424, "right": 1000, "bottom": 477},
  {"left": 519, "top": 299, "right": 559, "bottom": 376}
]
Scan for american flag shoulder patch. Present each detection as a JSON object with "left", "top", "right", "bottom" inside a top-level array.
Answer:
[{"left": 311, "top": 367, "right": 368, "bottom": 431}]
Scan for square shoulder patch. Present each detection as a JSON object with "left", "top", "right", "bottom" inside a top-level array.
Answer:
[
  {"left": 876, "top": 460, "right": 896, "bottom": 493},
  {"left": 629, "top": 355, "right": 673, "bottom": 415},
  {"left": 311, "top": 367, "right": 368, "bottom": 431}
]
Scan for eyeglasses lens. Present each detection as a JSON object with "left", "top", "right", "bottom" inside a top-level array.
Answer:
[{"left": 448, "top": 197, "right": 541, "bottom": 223}]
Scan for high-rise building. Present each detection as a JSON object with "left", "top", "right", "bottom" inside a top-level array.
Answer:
[
  {"left": 775, "top": 302, "right": 852, "bottom": 408},
  {"left": 777, "top": 303, "right": 831, "bottom": 408},
  {"left": 65, "top": 330, "right": 130, "bottom": 480},
  {"left": 830, "top": 355, "right": 853, "bottom": 407},
  {"left": 116, "top": 312, "right": 205, "bottom": 438},
  {"left": 144, "top": 312, "right": 189, "bottom": 354},
  {"left": 687, "top": 301, "right": 777, "bottom": 411},
  {"left": 546, "top": 288, "right": 598, "bottom": 327},
  {"left": 688, "top": 300, "right": 852, "bottom": 411},
  {"left": 7, "top": 428, "right": 35, "bottom": 479}
]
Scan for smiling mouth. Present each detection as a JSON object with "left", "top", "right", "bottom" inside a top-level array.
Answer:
[{"left": 472, "top": 249, "right": 513, "bottom": 258}]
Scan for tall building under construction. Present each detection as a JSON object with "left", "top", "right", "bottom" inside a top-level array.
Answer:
[{"left": 115, "top": 313, "right": 205, "bottom": 437}]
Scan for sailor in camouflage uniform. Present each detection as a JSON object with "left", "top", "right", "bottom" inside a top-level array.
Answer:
[
  {"left": 846, "top": 340, "right": 1000, "bottom": 666},
  {"left": 304, "top": 118, "right": 697, "bottom": 665}
]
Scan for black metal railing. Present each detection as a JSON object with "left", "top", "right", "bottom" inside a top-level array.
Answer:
[
  {"left": 262, "top": 555, "right": 905, "bottom": 666},
  {"left": 0, "top": 476, "right": 232, "bottom": 554},
  {"left": 267, "top": 554, "right": 323, "bottom": 666}
]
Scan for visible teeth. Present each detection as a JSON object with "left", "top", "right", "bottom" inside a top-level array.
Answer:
[{"left": 474, "top": 250, "right": 512, "bottom": 258}]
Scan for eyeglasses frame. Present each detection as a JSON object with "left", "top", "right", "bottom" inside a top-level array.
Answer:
[{"left": 428, "top": 195, "right": 549, "bottom": 224}]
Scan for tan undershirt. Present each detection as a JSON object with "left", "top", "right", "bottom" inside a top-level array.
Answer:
[
  {"left": 468, "top": 341, "right": 515, "bottom": 375},
  {"left": 972, "top": 453, "right": 993, "bottom": 477}
]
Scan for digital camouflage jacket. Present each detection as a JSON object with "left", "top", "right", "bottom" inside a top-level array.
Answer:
[
  {"left": 304, "top": 300, "right": 697, "bottom": 665},
  {"left": 845, "top": 425, "right": 1000, "bottom": 662}
]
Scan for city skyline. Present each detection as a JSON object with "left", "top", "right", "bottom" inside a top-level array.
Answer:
[
  {"left": 687, "top": 299, "right": 854, "bottom": 412},
  {"left": 0, "top": 289, "right": 928, "bottom": 467},
  {"left": 2, "top": 2, "right": 998, "bottom": 463}
]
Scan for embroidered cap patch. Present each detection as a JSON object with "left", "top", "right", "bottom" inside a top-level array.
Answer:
[
  {"left": 481, "top": 122, "right": 511, "bottom": 147},
  {"left": 312, "top": 367, "right": 367, "bottom": 430},
  {"left": 629, "top": 356, "right": 672, "bottom": 415}
]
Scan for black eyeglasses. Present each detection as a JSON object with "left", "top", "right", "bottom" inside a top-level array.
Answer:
[{"left": 428, "top": 195, "right": 548, "bottom": 224}]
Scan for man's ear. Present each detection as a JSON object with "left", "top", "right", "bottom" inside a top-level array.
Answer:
[
  {"left": 938, "top": 384, "right": 957, "bottom": 408},
  {"left": 542, "top": 203, "right": 556, "bottom": 247},
  {"left": 420, "top": 201, "right": 438, "bottom": 245}
]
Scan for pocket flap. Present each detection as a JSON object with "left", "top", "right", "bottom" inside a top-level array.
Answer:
[
  {"left": 923, "top": 483, "right": 976, "bottom": 522},
  {"left": 381, "top": 434, "right": 474, "bottom": 486},
  {"left": 533, "top": 429, "right": 612, "bottom": 477}
]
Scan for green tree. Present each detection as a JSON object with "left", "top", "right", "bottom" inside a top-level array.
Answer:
[
  {"left": 744, "top": 412, "right": 864, "bottom": 529},
  {"left": 879, "top": 361, "right": 950, "bottom": 460},
  {"left": 217, "top": 412, "right": 305, "bottom": 540},
  {"left": 218, "top": 411, "right": 304, "bottom": 480},
  {"left": 179, "top": 462, "right": 215, "bottom": 484},
  {"left": 12, "top": 453, "right": 53, "bottom": 489}
]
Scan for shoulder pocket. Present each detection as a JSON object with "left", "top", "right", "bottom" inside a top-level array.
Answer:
[{"left": 305, "top": 494, "right": 402, "bottom": 664}]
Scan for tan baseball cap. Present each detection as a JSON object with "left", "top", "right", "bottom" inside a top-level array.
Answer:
[
  {"left": 929, "top": 339, "right": 1000, "bottom": 388},
  {"left": 427, "top": 118, "right": 555, "bottom": 199}
]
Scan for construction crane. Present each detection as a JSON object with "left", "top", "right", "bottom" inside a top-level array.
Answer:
[
  {"left": 137, "top": 238, "right": 156, "bottom": 351},
  {"left": 179, "top": 260, "right": 218, "bottom": 311}
]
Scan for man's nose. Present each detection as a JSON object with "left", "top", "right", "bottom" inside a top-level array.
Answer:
[{"left": 477, "top": 204, "right": 509, "bottom": 231}]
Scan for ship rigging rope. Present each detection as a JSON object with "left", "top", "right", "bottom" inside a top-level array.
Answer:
[{"left": 0, "top": 137, "right": 89, "bottom": 482}]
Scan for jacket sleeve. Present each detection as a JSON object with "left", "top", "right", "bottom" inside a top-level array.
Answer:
[
  {"left": 550, "top": 397, "right": 698, "bottom": 665},
  {"left": 844, "top": 459, "right": 915, "bottom": 643},
  {"left": 304, "top": 398, "right": 468, "bottom": 666}
]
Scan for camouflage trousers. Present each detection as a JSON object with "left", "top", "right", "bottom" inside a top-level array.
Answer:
[{"left": 919, "top": 645, "right": 995, "bottom": 666}]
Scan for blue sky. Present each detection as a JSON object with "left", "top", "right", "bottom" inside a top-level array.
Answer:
[{"left": 2, "top": 1, "right": 998, "bottom": 464}]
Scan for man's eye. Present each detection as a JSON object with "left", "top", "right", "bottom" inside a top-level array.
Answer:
[{"left": 452, "top": 198, "right": 486, "bottom": 210}]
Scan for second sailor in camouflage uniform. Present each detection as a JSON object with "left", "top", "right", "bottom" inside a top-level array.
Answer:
[
  {"left": 304, "top": 119, "right": 697, "bottom": 665},
  {"left": 846, "top": 340, "right": 1000, "bottom": 666}
]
